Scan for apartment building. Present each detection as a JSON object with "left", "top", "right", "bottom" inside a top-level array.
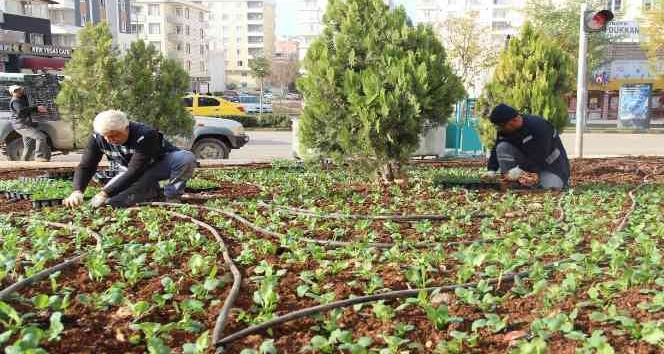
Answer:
[
  {"left": 0, "top": 0, "right": 72, "bottom": 72},
  {"left": 208, "top": 0, "right": 276, "bottom": 89},
  {"left": 416, "top": 0, "right": 525, "bottom": 44},
  {"left": 118, "top": 0, "right": 210, "bottom": 92},
  {"left": 297, "top": 0, "right": 395, "bottom": 61}
]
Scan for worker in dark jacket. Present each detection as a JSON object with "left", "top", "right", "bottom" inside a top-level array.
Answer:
[
  {"left": 486, "top": 104, "right": 570, "bottom": 190},
  {"left": 8, "top": 85, "right": 49, "bottom": 161},
  {"left": 63, "top": 110, "right": 197, "bottom": 208}
]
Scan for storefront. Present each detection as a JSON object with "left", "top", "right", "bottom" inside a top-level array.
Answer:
[{"left": 0, "top": 42, "right": 72, "bottom": 73}]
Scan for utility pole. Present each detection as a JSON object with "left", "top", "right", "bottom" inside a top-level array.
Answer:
[
  {"left": 575, "top": 3, "right": 588, "bottom": 158},
  {"left": 575, "top": 6, "right": 614, "bottom": 158}
]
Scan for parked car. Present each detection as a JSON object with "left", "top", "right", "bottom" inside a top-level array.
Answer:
[
  {"left": 238, "top": 95, "right": 273, "bottom": 114},
  {"left": 222, "top": 90, "right": 240, "bottom": 102},
  {"left": 183, "top": 94, "right": 245, "bottom": 117},
  {"left": 286, "top": 92, "right": 301, "bottom": 100},
  {"left": 0, "top": 73, "right": 249, "bottom": 160}
]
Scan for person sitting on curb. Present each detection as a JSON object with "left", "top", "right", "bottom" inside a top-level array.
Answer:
[
  {"left": 485, "top": 103, "right": 570, "bottom": 190},
  {"left": 63, "top": 110, "right": 197, "bottom": 208},
  {"left": 8, "top": 85, "right": 50, "bottom": 161}
]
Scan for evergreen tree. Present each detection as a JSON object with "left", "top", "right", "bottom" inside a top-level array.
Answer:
[
  {"left": 55, "top": 23, "right": 122, "bottom": 147},
  {"left": 298, "top": 0, "right": 464, "bottom": 182},
  {"left": 120, "top": 41, "right": 193, "bottom": 137},
  {"left": 476, "top": 22, "right": 573, "bottom": 148}
]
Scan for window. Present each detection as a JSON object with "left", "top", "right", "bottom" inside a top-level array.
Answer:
[
  {"left": 148, "top": 4, "right": 160, "bottom": 16},
  {"left": 200, "top": 61, "right": 205, "bottom": 72},
  {"left": 248, "top": 48, "right": 263, "bottom": 57},
  {"left": 236, "top": 49, "right": 240, "bottom": 56},
  {"left": 199, "top": 11, "right": 204, "bottom": 21},
  {"left": 176, "top": 43, "right": 183, "bottom": 51},
  {"left": 200, "top": 45, "right": 205, "bottom": 55},
  {"left": 130, "top": 24, "right": 144, "bottom": 34},
  {"left": 236, "top": 26, "right": 242, "bottom": 33},
  {"left": 248, "top": 24, "right": 263, "bottom": 32},
  {"left": 236, "top": 37, "right": 242, "bottom": 43},
  {"left": 198, "top": 97, "right": 219, "bottom": 107},
  {"left": 186, "top": 43, "right": 191, "bottom": 53},
  {"left": 150, "top": 41, "right": 161, "bottom": 50},
  {"left": 20, "top": 1, "right": 33, "bottom": 15},
  {"left": 611, "top": 0, "right": 622, "bottom": 12},
  {"left": 237, "top": 60, "right": 243, "bottom": 67},
  {"left": 200, "top": 29, "right": 204, "bottom": 39},
  {"left": 176, "top": 7, "right": 182, "bottom": 16},
  {"left": 149, "top": 23, "right": 161, "bottom": 34},
  {"left": 187, "top": 60, "right": 191, "bottom": 72},
  {"left": 182, "top": 97, "right": 193, "bottom": 107},
  {"left": 185, "top": 8, "right": 190, "bottom": 19},
  {"left": 186, "top": 25, "right": 190, "bottom": 35},
  {"left": 176, "top": 25, "right": 182, "bottom": 34},
  {"left": 222, "top": 26, "right": 229, "bottom": 33},
  {"left": 643, "top": 0, "right": 652, "bottom": 10},
  {"left": 29, "top": 33, "right": 44, "bottom": 45}
]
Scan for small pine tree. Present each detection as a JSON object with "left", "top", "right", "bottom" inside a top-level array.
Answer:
[
  {"left": 55, "top": 23, "right": 122, "bottom": 147},
  {"left": 298, "top": 0, "right": 464, "bottom": 183},
  {"left": 120, "top": 41, "right": 193, "bottom": 137},
  {"left": 476, "top": 22, "right": 573, "bottom": 148}
]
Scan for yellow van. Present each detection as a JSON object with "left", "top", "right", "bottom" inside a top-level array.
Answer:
[{"left": 183, "top": 94, "right": 246, "bottom": 117}]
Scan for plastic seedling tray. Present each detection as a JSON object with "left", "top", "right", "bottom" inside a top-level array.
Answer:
[{"left": 32, "top": 198, "right": 63, "bottom": 209}]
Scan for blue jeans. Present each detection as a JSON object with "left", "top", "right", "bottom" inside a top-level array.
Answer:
[{"left": 107, "top": 150, "right": 197, "bottom": 207}]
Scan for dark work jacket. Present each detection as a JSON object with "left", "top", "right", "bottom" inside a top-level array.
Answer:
[
  {"left": 9, "top": 96, "right": 38, "bottom": 129},
  {"left": 73, "top": 122, "right": 178, "bottom": 197},
  {"left": 488, "top": 115, "right": 570, "bottom": 183}
]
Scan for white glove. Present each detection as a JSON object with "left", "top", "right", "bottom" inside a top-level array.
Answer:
[
  {"left": 63, "top": 191, "right": 84, "bottom": 208},
  {"left": 506, "top": 167, "right": 524, "bottom": 181},
  {"left": 89, "top": 192, "right": 109, "bottom": 208},
  {"left": 484, "top": 170, "right": 498, "bottom": 178}
]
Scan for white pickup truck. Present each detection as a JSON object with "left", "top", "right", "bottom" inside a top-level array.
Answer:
[{"left": 0, "top": 73, "right": 249, "bottom": 160}]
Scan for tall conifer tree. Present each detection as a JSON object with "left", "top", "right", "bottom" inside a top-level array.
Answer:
[{"left": 477, "top": 22, "right": 573, "bottom": 147}]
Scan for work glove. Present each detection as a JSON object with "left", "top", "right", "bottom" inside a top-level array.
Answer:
[
  {"left": 484, "top": 170, "right": 498, "bottom": 179},
  {"left": 63, "top": 191, "right": 84, "bottom": 208},
  {"left": 89, "top": 192, "right": 109, "bottom": 209},
  {"left": 506, "top": 167, "right": 524, "bottom": 181}
]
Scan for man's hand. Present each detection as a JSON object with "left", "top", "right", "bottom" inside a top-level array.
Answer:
[
  {"left": 36, "top": 105, "right": 48, "bottom": 114},
  {"left": 506, "top": 167, "right": 524, "bottom": 181},
  {"left": 63, "top": 191, "right": 84, "bottom": 208},
  {"left": 484, "top": 170, "right": 498, "bottom": 179},
  {"left": 90, "top": 191, "right": 109, "bottom": 208}
]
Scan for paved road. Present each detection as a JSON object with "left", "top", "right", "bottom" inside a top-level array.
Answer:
[{"left": 1, "top": 131, "right": 662, "bottom": 169}]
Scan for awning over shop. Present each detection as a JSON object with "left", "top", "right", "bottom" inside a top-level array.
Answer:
[
  {"left": 50, "top": 24, "right": 82, "bottom": 35},
  {"left": 21, "top": 57, "right": 68, "bottom": 71},
  {"left": 588, "top": 78, "right": 664, "bottom": 91}
]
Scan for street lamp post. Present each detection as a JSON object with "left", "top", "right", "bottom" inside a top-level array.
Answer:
[{"left": 575, "top": 3, "right": 588, "bottom": 158}]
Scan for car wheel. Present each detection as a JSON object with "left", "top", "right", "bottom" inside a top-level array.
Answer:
[{"left": 192, "top": 138, "right": 230, "bottom": 160}]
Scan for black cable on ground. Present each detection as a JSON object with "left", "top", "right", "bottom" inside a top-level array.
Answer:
[
  {"left": 0, "top": 220, "right": 103, "bottom": 301},
  {"left": 129, "top": 207, "right": 242, "bottom": 344},
  {"left": 213, "top": 180, "right": 645, "bottom": 349}
]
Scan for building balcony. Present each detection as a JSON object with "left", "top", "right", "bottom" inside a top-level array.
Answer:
[
  {"left": 167, "top": 32, "right": 183, "bottom": 42},
  {"left": 166, "top": 15, "right": 183, "bottom": 24}
]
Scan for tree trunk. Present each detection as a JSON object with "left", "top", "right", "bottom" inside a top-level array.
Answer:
[
  {"left": 259, "top": 79, "right": 264, "bottom": 120},
  {"left": 380, "top": 160, "right": 408, "bottom": 185}
]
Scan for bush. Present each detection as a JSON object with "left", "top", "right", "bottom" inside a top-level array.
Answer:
[{"left": 222, "top": 114, "right": 292, "bottom": 129}]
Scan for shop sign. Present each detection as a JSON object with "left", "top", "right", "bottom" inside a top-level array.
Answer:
[
  {"left": 607, "top": 21, "right": 640, "bottom": 42},
  {"left": 0, "top": 42, "right": 72, "bottom": 58}
]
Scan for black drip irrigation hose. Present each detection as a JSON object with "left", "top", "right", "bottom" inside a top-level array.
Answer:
[
  {"left": 128, "top": 207, "right": 242, "bottom": 344},
  {"left": 213, "top": 180, "right": 647, "bottom": 349},
  {"left": 144, "top": 202, "right": 500, "bottom": 250},
  {"left": 0, "top": 220, "right": 103, "bottom": 301}
]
